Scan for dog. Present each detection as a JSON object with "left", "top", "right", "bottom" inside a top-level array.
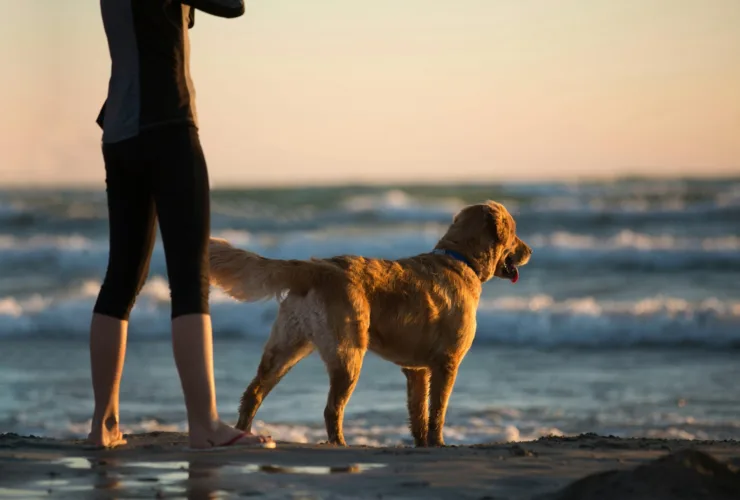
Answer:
[{"left": 208, "top": 200, "right": 531, "bottom": 447}]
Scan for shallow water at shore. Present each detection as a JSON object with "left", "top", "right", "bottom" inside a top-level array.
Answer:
[{"left": 2, "top": 339, "right": 739, "bottom": 445}]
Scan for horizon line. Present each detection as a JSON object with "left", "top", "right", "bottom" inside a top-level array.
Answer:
[{"left": 1, "top": 171, "right": 739, "bottom": 191}]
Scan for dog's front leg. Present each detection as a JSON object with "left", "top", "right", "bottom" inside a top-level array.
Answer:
[
  {"left": 427, "top": 363, "right": 459, "bottom": 447},
  {"left": 402, "top": 368, "right": 430, "bottom": 447}
]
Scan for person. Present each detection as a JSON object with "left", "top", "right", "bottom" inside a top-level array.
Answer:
[{"left": 87, "top": 0, "right": 275, "bottom": 450}]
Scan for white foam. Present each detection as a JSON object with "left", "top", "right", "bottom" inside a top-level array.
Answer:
[
  {"left": 480, "top": 295, "right": 740, "bottom": 317},
  {"left": 0, "top": 234, "right": 98, "bottom": 251},
  {"left": 528, "top": 230, "right": 740, "bottom": 252},
  {"left": 340, "top": 190, "right": 464, "bottom": 221},
  {"left": 1, "top": 279, "right": 739, "bottom": 347},
  {"left": 14, "top": 415, "right": 563, "bottom": 446},
  {"left": 3, "top": 226, "right": 739, "bottom": 282},
  {"left": 18, "top": 412, "right": 740, "bottom": 445},
  {"left": 715, "top": 184, "right": 740, "bottom": 208},
  {"left": 475, "top": 295, "right": 740, "bottom": 347}
]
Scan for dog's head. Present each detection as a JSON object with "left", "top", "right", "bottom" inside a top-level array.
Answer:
[{"left": 436, "top": 200, "right": 531, "bottom": 283}]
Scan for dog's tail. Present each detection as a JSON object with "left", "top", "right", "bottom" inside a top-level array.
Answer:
[{"left": 208, "top": 237, "right": 335, "bottom": 302}]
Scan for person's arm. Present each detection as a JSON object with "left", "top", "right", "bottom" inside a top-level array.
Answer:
[
  {"left": 182, "top": 0, "right": 245, "bottom": 19},
  {"left": 96, "top": 102, "right": 106, "bottom": 130}
]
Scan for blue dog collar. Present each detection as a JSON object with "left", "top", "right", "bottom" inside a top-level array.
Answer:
[{"left": 432, "top": 248, "right": 475, "bottom": 273}]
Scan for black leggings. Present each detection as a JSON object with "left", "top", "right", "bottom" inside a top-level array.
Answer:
[{"left": 94, "top": 124, "right": 210, "bottom": 320}]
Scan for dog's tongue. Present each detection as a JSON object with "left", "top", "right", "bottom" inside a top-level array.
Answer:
[{"left": 510, "top": 265, "right": 519, "bottom": 284}]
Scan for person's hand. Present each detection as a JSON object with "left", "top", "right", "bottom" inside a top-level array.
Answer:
[{"left": 182, "top": 0, "right": 245, "bottom": 19}]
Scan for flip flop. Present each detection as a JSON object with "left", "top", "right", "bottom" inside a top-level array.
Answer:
[{"left": 185, "top": 432, "right": 276, "bottom": 452}]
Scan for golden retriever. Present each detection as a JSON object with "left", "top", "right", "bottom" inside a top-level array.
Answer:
[{"left": 208, "top": 200, "right": 531, "bottom": 447}]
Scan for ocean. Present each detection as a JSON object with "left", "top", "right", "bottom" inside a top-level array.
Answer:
[{"left": 1, "top": 178, "right": 739, "bottom": 446}]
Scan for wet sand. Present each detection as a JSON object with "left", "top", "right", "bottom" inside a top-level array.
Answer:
[{"left": 0, "top": 432, "right": 738, "bottom": 499}]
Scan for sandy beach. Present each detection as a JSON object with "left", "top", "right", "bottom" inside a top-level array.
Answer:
[
  {"left": 0, "top": 432, "right": 738, "bottom": 499},
  {"left": 3, "top": 0, "right": 740, "bottom": 494}
]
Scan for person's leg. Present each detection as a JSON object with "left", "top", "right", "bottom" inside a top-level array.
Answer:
[
  {"left": 148, "top": 124, "right": 273, "bottom": 448},
  {"left": 88, "top": 137, "right": 157, "bottom": 448}
]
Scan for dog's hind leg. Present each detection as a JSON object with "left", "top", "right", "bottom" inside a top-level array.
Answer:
[
  {"left": 236, "top": 317, "right": 313, "bottom": 432},
  {"left": 319, "top": 344, "right": 365, "bottom": 447},
  {"left": 402, "top": 368, "right": 430, "bottom": 447},
  {"left": 315, "top": 306, "right": 369, "bottom": 446},
  {"left": 309, "top": 290, "right": 369, "bottom": 446}
]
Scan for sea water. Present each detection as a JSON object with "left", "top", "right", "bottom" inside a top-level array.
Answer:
[{"left": 1, "top": 179, "right": 739, "bottom": 445}]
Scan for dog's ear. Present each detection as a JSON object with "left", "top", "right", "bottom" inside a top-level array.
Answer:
[
  {"left": 452, "top": 203, "right": 493, "bottom": 225},
  {"left": 452, "top": 201, "right": 513, "bottom": 243},
  {"left": 484, "top": 202, "right": 512, "bottom": 244},
  {"left": 452, "top": 208, "right": 464, "bottom": 224}
]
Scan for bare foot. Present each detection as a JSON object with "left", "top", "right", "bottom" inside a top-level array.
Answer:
[
  {"left": 188, "top": 420, "right": 275, "bottom": 449},
  {"left": 86, "top": 417, "right": 128, "bottom": 449}
]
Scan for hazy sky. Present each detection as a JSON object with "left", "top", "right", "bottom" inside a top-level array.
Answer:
[{"left": 1, "top": 0, "right": 738, "bottom": 187}]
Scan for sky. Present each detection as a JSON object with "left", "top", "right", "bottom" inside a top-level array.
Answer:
[{"left": 0, "top": 0, "right": 738, "bottom": 187}]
